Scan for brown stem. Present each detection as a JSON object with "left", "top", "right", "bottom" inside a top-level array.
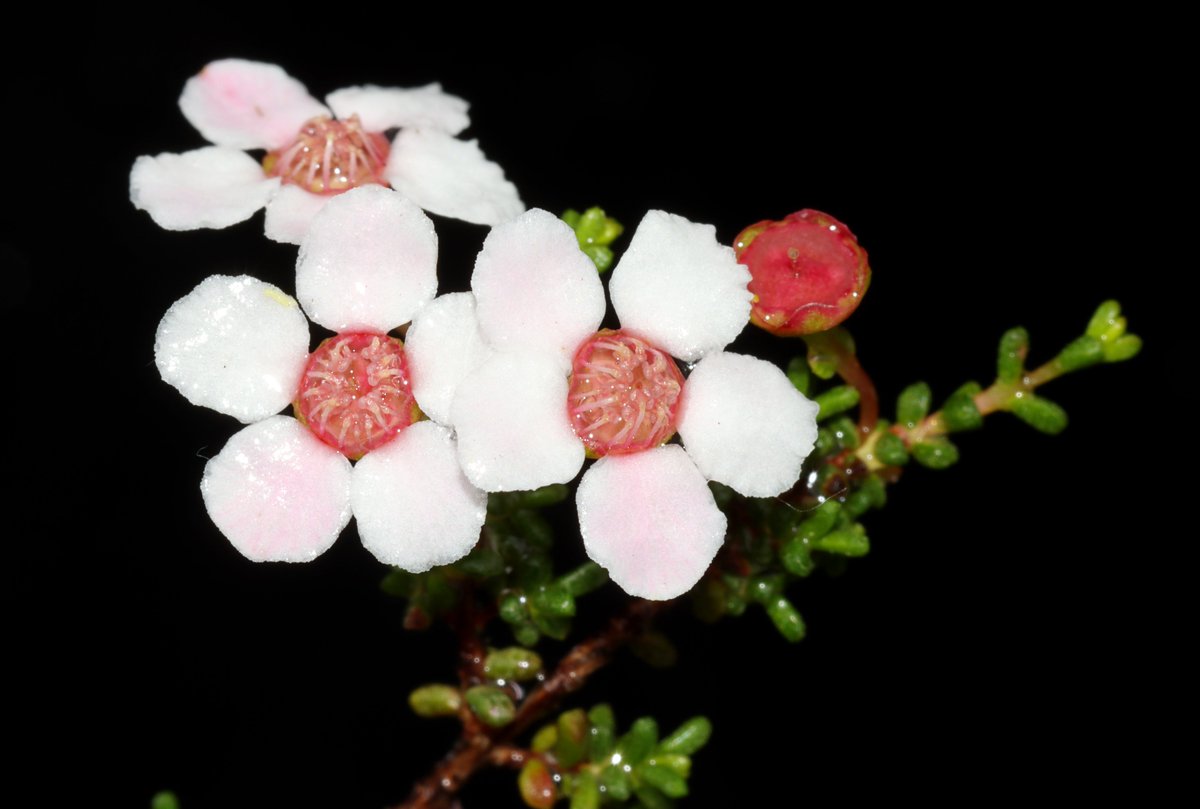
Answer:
[
  {"left": 394, "top": 599, "right": 665, "bottom": 809},
  {"left": 834, "top": 349, "right": 880, "bottom": 436}
]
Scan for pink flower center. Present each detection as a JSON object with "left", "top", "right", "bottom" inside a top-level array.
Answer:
[
  {"left": 567, "top": 330, "right": 685, "bottom": 457},
  {"left": 263, "top": 115, "right": 390, "bottom": 195},
  {"left": 294, "top": 333, "right": 418, "bottom": 459}
]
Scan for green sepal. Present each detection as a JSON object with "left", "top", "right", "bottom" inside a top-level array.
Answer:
[
  {"left": 766, "top": 596, "right": 807, "bottom": 642},
  {"left": 483, "top": 647, "right": 544, "bottom": 681},
  {"left": 532, "top": 724, "right": 558, "bottom": 753},
  {"left": 997, "top": 327, "right": 1029, "bottom": 383},
  {"left": 630, "top": 630, "right": 679, "bottom": 668},
  {"left": 1057, "top": 335, "right": 1104, "bottom": 372},
  {"left": 588, "top": 704, "right": 616, "bottom": 760},
  {"left": 875, "top": 430, "right": 910, "bottom": 466},
  {"left": 555, "top": 709, "right": 589, "bottom": 768},
  {"left": 617, "top": 717, "right": 659, "bottom": 764},
  {"left": 151, "top": 793, "right": 180, "bottom": 809},
  {"left": 408, "top": 684, "right": 462, "bottom": 717},
  {"left": 912, "top": 438, "right": 959, "bottom": 469},
  {"left": 812, "top": 524, "right": 870, "bottom": 557},
  {"left": 455, "top": 546, "right": 505, "bottom": 578},
  {"left": 600, "top": 765, "right": 631, "bottom": 801},
  {"left": 786, "top": 356, "right": 812, "bottom": 396},
  {"left": 941, "top": 382, "right": 983, "bottom": 432},
  {"left": 1011, "top": 395, "right": 1069, "bottom": 434},
  {"left": 518, "top": 758, "right": 558, "bottom": 809},
  {"left": 464, "top": 686, "right": 515, "bottom": 728},
  {"left": 634, "top": 786, "right": 675, "bottom": 809},
  {"left": 657, "top": 716, "right": 712, "bottom": 756},
  {"left": 569, "top": 771, "right": 601, "bottom": 809},
  {"left": 557, "top": 562, "right": 609, "bottom": 596},
  {"left": 638, "top": 763, "right": 688, "bottom": 798},
  {"left": 815, "top": 385, "right": 861, "bottom": 421},
  {"left": 1105, "top": 334, "right": 1142, "bottom": 362},
  {"left": 897, "top": 382, "right": 932, "bottom": 428}
]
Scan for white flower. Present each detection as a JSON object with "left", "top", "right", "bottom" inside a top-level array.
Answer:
[
  {"left": 408, "top": 209, "right": 820, "bottom": 600},
  {"left": 154, "top": 187, "right": 487, "bottom": 570},
  {"left": 130, "top": 59, "right": 524, "bottom": 244}
]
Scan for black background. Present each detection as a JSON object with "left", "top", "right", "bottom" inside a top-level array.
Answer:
[{"left": 5, "top": 13, "right": 1185, "bottom": 808}]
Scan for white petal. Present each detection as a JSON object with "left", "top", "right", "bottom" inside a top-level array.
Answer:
[
  {"left": 202, "top": 416, "right": 353, "bottom": 562},
  {"left": 472, "top": 208, "right": 604, "bottom": 367},
  {"left": 296, "top": 186, "right": 438, "bottom": 333},
  {"left": 451, "top": 353, "right": 584, "bottom": 492},
  {"left": 179, "top": 58, "right": 329, "bottom": 150},
  {"left": 155, "top": 275, "right": 310, "bottom": 423},
  {"left": 263, "top": 184, "right": 331, "bottom": 245},
  {"left": 130, "top": 147, "right": 278, "bottom": 231},
  {"left": 577, "top": 446, "right": 726, "bottom": 601},
  {"left": 610, "top": 210, "right": 752, "bottom": 362},
  {"left": 326, "top": 83, "right": 469, "bottom": 135},
  {"left": 678, "top": 352, "right": 819, "bottom": 497},
  {"left": 352, "top": 422, "right": 487, "bottom": 571},
  {"left": 405, "top": 293, "right": 492, "bottom": 427},
  {"left": 386, "top": 129, "right": 524, "bottom": 226}
]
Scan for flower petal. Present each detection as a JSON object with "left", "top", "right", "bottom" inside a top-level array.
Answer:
[
  {"left": 610, "top": 210, "right": 752, "bottom": 362},
  {"left": 472, "top": 209, "right": 604, "bottom": 367},
  {"left": 130, "top": 147, "right": 279, "bottom": 231},
  {"left": 179, "top": 58, "right": 329, "bottom": 150},
  {"left": 405, "top": 293, "right": 492, "bottom": 427},
  {"left": 326, "top": 83, "right": 470, "bottom": 135},
  {"left": 677, "top": 352, "right": 819, "bottom": 497},
  {"left": 155, "top": 275, "right": 310, "bottom": 423},
  {"left": 451, "top": 353, "right": 584, "bottom": 492},
  {"left": 577, "top": 446, "right": 726, "bottom": 600},
  {"left": 263, "top": 184, "right": 331, "bottom": 245},
  {"left": 296, "top": 186, "right": 438, "bottom": 333},
  {"left": 202, "top": 416, "right": 353, "bottom": 562},
  {"left": 386, "top": 129, "right": 524, "bottom": 226},
  {"left": 351, "top": 422, "right": 487, "bottom": 571}
]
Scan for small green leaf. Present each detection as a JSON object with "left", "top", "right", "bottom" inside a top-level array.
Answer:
[
  {"left": 1011, "top": 395, "right": 1069, "bottom": 434},
  {"left": 599, "top": 765, "right": 631, "bottom": 801},
  {"left": 648, "top": 753, "right": 691, "bottom": 778},
  {"left": 658, "top": 717, "right": 712, "bottom": 756},
  {"left": 532, "top": 724, "right": 558, "bottom": 753},
  {"left": 1056, "top": 335, "right": 1104, "bottom": 372},
  {"left": 511, "top": 509, "right": 553, "bottom": 550},
  {"left": 941, "top": 382, "right": 983, "bottom": 432},
  {"left": 499, "top": 592, "right": 528, "bottom": 624},
  {"left": 557, "top": 562, "right": 609, "bottom": 596},
  {"left": 518, "top": 758, "right": 558, "bottom": 809},
  {"left": 786, "top": 356, "right": 812, "bottom": 396},
  {"left": 796, "top": 500, "right": 841, "bottom": 542},
  {"left": 766, "top": 596, "right": 807, "bottom": 642},
  {"left": 1105, "top": 334, "right": 1142, "bottom": 362},
  {"left": 874, "top": 431, "right": 910, "bottom": 466},
  {"left": 1086, "top": 300, "right": 1122, "bottom": 339},
  {"left": 633, "top": 786, "right": 675, "bottom": 809},
  {"left": 576, "top": 207, "right": 609, "bottom": 241},
  {"left": 483, "top": 647, "right": 544, "bottom": 681},
  {"left": 812, "top": 524, "right": 870, "bottom": 557},
  {"left": 562, "top": 209, "right": 582, "bottom": 228},
  {"left": 465, "top": 686, "right": 515, "bottom": 728},
  {"left": 780, "top": 537, "right": 815, "bottom": 577},
  {"left": 997, "top": 327, "right": 1029, "bottom": 383},
  {"left": 569, "top": 771, "right": 601, "bottom": 809},
  {"left": 556, "top": 709, "right": 589, "bottom": 768},
  {"left": 815, "top": 385, "right": 861, "bottom": 421},
  {"left": 151, "top": 793, "right": 180, "bottom": 809},
  {"left": 409, "top": 684, "right": 462, "bottom": 717},
  {"left": 588, "top": 704, "right": 616, "bottom": 760},
  {"left": 514, "top": 622, "right": 540, "bottom": 647},
  {"left": 531, "top": 612, "right": 571, "bottom": 641},
  {"left": 748, "top": 574, "right": 784, "bottom": 604},
  {"left": 912, "top": 438, "right": 959, "bottom": 469},
  {"left": 582, "top": 244, "right": 614, "bottom": 272},
  {"left": 897, "top": 382, "right": 932, "bottom": 428},
  {"left": 455, "top": 547, "right": 505, "bottom": 578},
  {"left": 638, "top": 763, "right": 688, "bottom": 798},
  {"left": 532, "top": 583, "right": 576, "bottom": 617},
  {"left": 617, "top": 717, "right": 658, "bottom": 764},
  {"left": 829, "top": 416, "right": 861, "bottom": 450}
]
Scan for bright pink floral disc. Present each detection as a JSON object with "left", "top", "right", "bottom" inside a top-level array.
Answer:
[
  {"left": 294, "top": 333, "right": 418, "bottom": 459},
  {"left": 567, "top": 329, "right": 685, "bottom": 457},
  {"left": 264, "top": 115, "right": 390, "bottom": 195}
]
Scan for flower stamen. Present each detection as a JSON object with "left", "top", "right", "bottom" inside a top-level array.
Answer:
[{"left": 264, "top": 115, "right": 391, "bottom": 195}]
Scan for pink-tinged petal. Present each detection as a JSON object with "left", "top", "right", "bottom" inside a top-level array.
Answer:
[
  {"left": 202, "top": 416, "right": 353, "bottom": 562},
  {"left": 130, "top": 147, "right": 278, "bottom": 231},
  {"left": 296, "top": 186, "right": 438, "bottom": 333},
  {"left": 386, "top": 129, "right": 524, "bottom": 226},
  {"left": 577, "top": 446, "right": 726, "bottom": 600},
  {"left": 405, "top": 293, "right": 492, "bottom": 427},
  {"left": 610, "top": 210, "right": 752, "bottom": 363},
  {"left": 351, "top": 422, "right": 487, "bottom": 571},
  {"left": 326, "top": 83, "right": 469, "bottom": 135},
  {"left": 678, "top": 352, "right": 819, "bottom": 497},
  {"left": 179, "top": 59, "right": 329, "bottom": 150},
  {"left": 472, "top": 209, "right": 604, "bottom": 368},
  {"left": 451, "top": 353, "right": 584, "bottom": 492},
  {"left": 155, "top": 275, "right": 310, "bottom": 423},
  {"left": 263, "top": 184, "right": 330, "bottom": 245}
]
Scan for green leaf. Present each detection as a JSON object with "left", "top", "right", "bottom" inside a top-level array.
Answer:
[
  {"left": 1011, "top": 395, "right": 1069, "bottom": 434},
  {"left": 658, "top": 717, "right": 712, "bottom": 756},
  {"left": 511, "top": 509, "right": 553, "bottom": 550},
  {"left": 815, "top": 385, "right": 861, "bottom": 421},
  {"left": 531, "top": 612, "right": 572, "bottom": 641},
  {"left": 483, "top": 647, "right": 544, "bottom": 681},
  {"left": 569, "top": 771, "right": 601, "bottom": 809},
  {"left": 780, "top": 537, "right": 815, "bottom": 577},
  {"left": 557, "top": 562, "right": 609, "bottom": 596},
  {"left": 588, "top": 704, "right": 616, "bottom": 760},
  {"left": 648, "top": 753, "right": 692, "bottom": 778},
  {"left": 1105, "top": 334, "right": 1142, "bottom": 362},
  {"left": 634, "top": 786, "right": 675, "bottom": 809},
  {"left": 874, "top": 430, "right": 910, "bottom": 466},
  {"left": 455, "top": 547, "right": 505, "bottom": 578},
  {"left": 829, "top": 416, "right": 861, "bottom": 450},
  {"left": 151, "top": 793, "right": 180, "bottom": 809},
  {"left": 499, "top": 592, "right": 527, "bottom": 624},
  {"left": 1057, "top": 335, "right": 1104, "bottom": 372},
  {"left": 748, "top": 574, "right": 784, "bottom": 604},
  {"left": 941, "top": 382, "right": 983, "bottom": 432},
  {"left": 562, "top": 209, "right": 582, "bottom": 228},
  {"left": 766, "top": 596, "right": 807, "bottom": 642},
  {"left": 897, "top": 382, "right": 932, "bottom": 428},
  {"left": 465, "top": 686, "right": 515, "bottom": 728},
  {"left": 532, "top": 583, "right": 576, "bottom": 617},
  {"left": 514, "top": 622, "right": 540, "bottom": 647},
  {"left": 408, "top": 684, "right": 462, "bottom": 717},
  {"left": 786, "top": 356, "right": 812, "bottom": 396},
  {"left": 556, "top": 709, "right": 589, "bottom": 768},
  {"left": 638, "top": 763, "right": 688, "bottom": 798},
  {"left": 600, "top": 765, "right": 631, "bottom": 801},
  {"left": 518, "top": 758, "right": 558, "bottom": 809},
  {"left": 797, "top": 500, "right": 841, "bottom": 542},
  {"left": 812, "top": 524, "right": 870, "bottom": 557},
  {"left": 912, "top": 438, "right": 959, "bottom": 469},
  {"left": 532, "top": 724, "right": 558, "bottom": 753},
  {"left": 1086, "top": 300, "right": 1122, "bottom": 339},
  {"left": 582, "top": 244, "right": 614, "bottom": 273},
  {"left": 997, "top": 327, "right": 1029, "bottom": 383},
  {"left": 617, "top": 717, "right": 659, "bottom": 764}
]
